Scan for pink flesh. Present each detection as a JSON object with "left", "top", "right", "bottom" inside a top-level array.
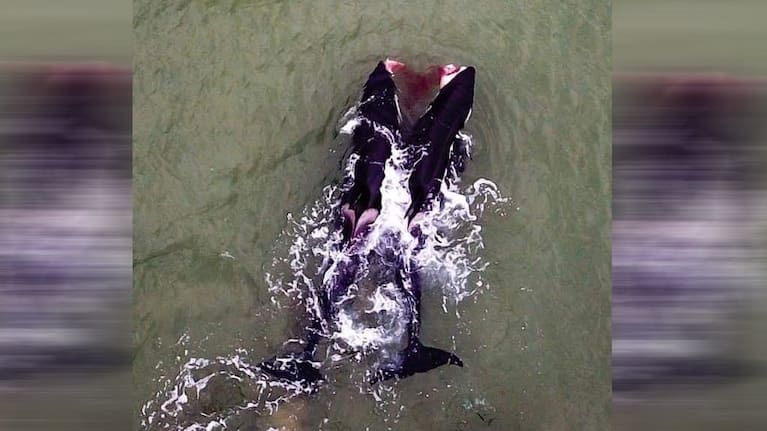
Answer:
[
  {"left": 353, "top": 208, "right": 379, "bottom": 237},
  {"left": 439, "top": 64, "right": 467, "bottom": 88},
  {"left": 384, "top": 58, "right": 407, "bottom": 74}
]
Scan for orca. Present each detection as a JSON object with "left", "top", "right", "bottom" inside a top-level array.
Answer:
[
  {"left": 339, "top": 60, "right": 400, "bottom": 242},
  {"left": 259, "top": 60, "right": 476, "bottom": 389},
  {"left": 406, "top": 64, "right": 475, "bottom": 223}
]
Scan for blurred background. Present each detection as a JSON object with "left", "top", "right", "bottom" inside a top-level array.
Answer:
[
  {"left": 1, "top": 0, "right": 766, "bottom": 430},
  {"left": 613, "top": 0, "right": 767, "bottom": 429},
  {"left": 0, "top": 1, "right": 131, "bottom": 430}
]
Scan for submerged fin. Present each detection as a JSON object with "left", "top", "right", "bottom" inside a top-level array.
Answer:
[
  {"left": 341, "top": 203, "right": 357, "bottom": 240},
  {"left": 353, "top": 208, "right": 379, "bottom": 237},
  {"left": 370, "top": 339, "right": 463, "bottom": 384},
  {"left": 449, "top": 134, "right": 470, "bottom": 177},
  {"left": 258, "top": 350, "right": 323, "bottom": 390}
]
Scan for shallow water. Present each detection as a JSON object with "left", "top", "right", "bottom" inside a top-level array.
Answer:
[{"left": 133, "top": 1, "right": 611, "bottom": 429}]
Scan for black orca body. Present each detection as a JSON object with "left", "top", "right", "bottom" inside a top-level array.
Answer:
[
  {"left": 406, "top": 66, "right": 475, "bottom": 221},
  {"left": 339, "top": 61, "right": 400, "bottom": 242},
  {"left": 259, "top": 60, "right": 476, "bottom": 389}
]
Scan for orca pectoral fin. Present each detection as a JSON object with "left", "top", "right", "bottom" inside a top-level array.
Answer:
[
  {"left": 370, "top": 340, "right": 463, "bottom": 384},
  {"left": 258, "top": 351, "right": 323, "bottom": 390}
]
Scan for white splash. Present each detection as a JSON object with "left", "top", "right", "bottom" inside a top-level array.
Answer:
[{"left": 140, "top": 346, "right": 316, "bottom": 430}]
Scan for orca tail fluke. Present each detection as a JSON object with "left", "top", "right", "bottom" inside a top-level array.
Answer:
[
  {"left": 258, "top": 348, "right": 323, "bottom": 391},
  {"left": 371, "top": 339, "right": 463, "bottom": 384}
]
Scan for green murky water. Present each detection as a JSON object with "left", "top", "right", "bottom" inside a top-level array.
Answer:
[{"left": 133, "top": 1, "right": 611, "bottom": 429}]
